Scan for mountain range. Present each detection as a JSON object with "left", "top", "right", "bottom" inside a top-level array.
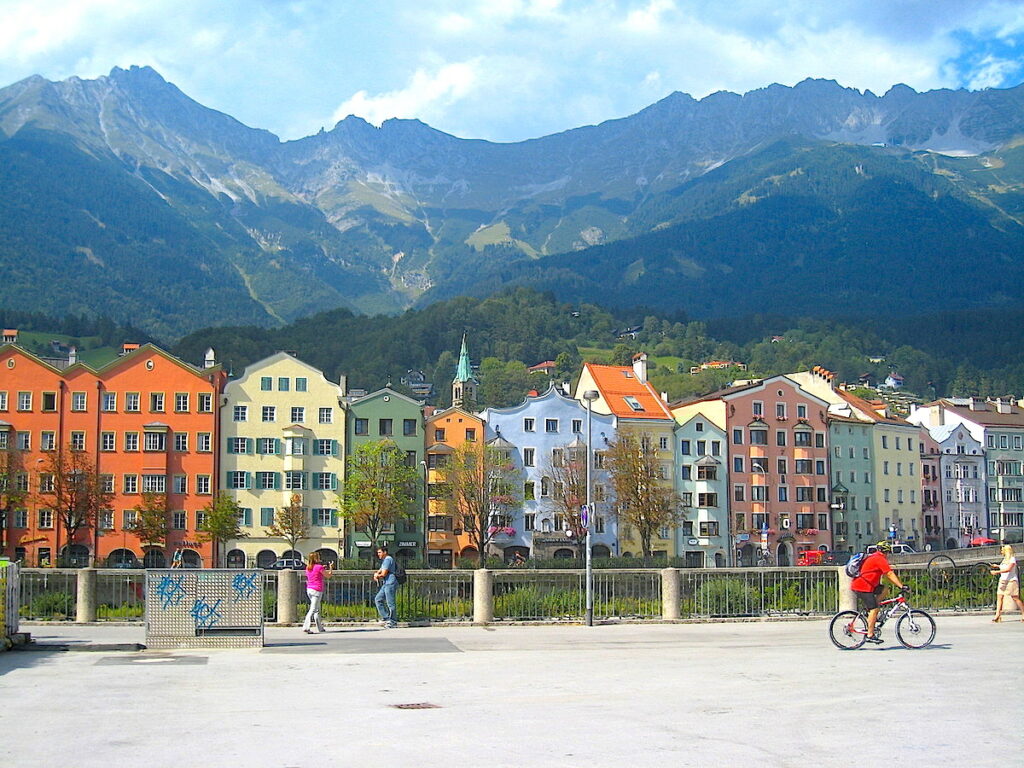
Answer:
[{"left": 1, "top": 66, "right": 1022, "bottom": 339}]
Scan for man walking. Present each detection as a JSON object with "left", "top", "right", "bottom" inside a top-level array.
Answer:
[{"left": 373, "top": 545, "right": 398, "bottom": 628}]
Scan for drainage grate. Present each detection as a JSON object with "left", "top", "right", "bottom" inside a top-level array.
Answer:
[{"left": 392, "top": 702, "right": 441, "bottom": 710}]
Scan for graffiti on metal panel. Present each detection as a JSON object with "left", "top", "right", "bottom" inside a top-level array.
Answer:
[
  {"left": 156, "top": 574, "right": 187, "bottom": 610},
  {"left": 232, "top": 572, "right": 258, "bottom": 602},
  {"left": 190, "top": 597, "right": 223, "bottom": 628}
]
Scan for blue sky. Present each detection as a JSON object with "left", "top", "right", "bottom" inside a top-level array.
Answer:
[{"left": 1, "top": 0, "right": 1021, "bottom": 143}]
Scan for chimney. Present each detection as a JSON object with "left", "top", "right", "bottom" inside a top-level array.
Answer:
[
  {"left": 996, "top": 398, "right": 1012, "bottom": 414},
  {"left": 932, "top": 403, "right": 945, "bottom": 427},
  {"left": 969, "top": 397, "right": 984, "bottom": 411},
  {"left": 203, "top": 348, "right": 216, "bottom": 369},
  {"left": 68, "top": 346, "right": 77, "bottom": 365},
  {"left": 632, "top": 352, "right": 648, "bottom": 384}
]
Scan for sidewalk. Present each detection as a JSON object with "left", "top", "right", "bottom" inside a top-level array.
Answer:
[{"left": 3, "top": 615, "right": 1021, "bottom": 767}]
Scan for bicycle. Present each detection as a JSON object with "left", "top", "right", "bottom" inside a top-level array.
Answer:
[
  {"left": 926, "top": 553, "right": 997, "bottom": 591},
  {"left": 755, "top": 549, "right": 774, "bottom": 567},
  {"left": 828, "top": 590, "right": 936, "bottom": 650}
]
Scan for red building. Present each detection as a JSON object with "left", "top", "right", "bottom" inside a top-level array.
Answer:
[{"left": 0, "top": 344, "right": 225, "bottom": 567}]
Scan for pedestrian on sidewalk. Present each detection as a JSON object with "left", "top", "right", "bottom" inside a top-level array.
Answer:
[
  {"left": 990, "top": 545, "right": 1023, "bottom": 622},
  {"left": 373, "top": 545, "right": 398, "bottom": 628},
  {"left": 302, "top": 552, "right": 332, "bottom": 633}
]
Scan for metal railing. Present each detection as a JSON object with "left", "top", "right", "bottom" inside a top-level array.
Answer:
[
  {"left": 894, "top": 563, "right": 997, "bottom": 613},
  {"left": 18, "top": 569, "right": 77, "bottom": 620},
  {"left": 2, "top": 562, "right": 19, "bottom": 637},
  {"left": 295, "top": 570, "right": 474, "bottom": 623},
  {"left": 96, "top": 570, "right": 146, "bottom": 621},
  {"left": 681, "top": 567, "right": 839, "bottom": 618},
  {"left": 492, "top": 569, "right": 662, "bottom": 621}
]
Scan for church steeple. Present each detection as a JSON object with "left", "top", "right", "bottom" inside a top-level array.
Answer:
[{"left": 452, "top": 334, "right": 478, "bottom": 408}]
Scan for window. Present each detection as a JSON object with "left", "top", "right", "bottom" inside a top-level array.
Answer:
[
  {"left": 39, "top": 392, "right": 56, "bottom": 411},
  {"left": 378, "top": 418, "right": 392, "bottom": 435},
  {"left": 102, "top": 392, "right": 116, "bottom": 411},
  {"left": 150, "top": 393, "right": 165, "bottom": 412},
  {"left": 545, "top": 419, "right": 559, "bottom": 433},
  {"left": 883, "top": 461, "right": 890, "bottom": 475},
  {"left": 228, "top": 437, "right": 249, "bottom": 454},
  {"left": 144, "top": 431, "right": 166, "bottom": 451},
  {"left": 733, "top": 456, "right": 744, "bottom": 473},
  {"left": 197, "top": 432, "right": 212, "bottom": 452},
  {"left": 623, "top": 396, "right": 644, "bottom": 412},
  {"left": 99, "top": 510, "right": 114, "bottom": 530},
  {"left": 465, "top": 428, "right": 476, "bottom": 441},
  {"left": 38, "top": 509, "right": 53, "bottom": 529},
  {"left": 680, "top": 440, "right": 691, "bottom": 455},
  {"left": 315, "top": 439, "right": 336, "bottom": 456},
  {"left": 733, "top": 484, "right": 745, "bottom": 502},
  {"left": 285, "top": 471, "right": 307, "bottom": 490},
  {"left": 314, "top": 472, "right": 337, "bottom": 490},
  {"left": 699, "top": 521, "right": 720, "bottom": 537},
  {"left": 895, "top": 437, "right": 902, "bottom": 450},
  {"left": 256, "top": 471, "right": 278, "bottom": 490},
  {"left": 172, "top": 511, "right": 187, "bottom": 530},
  {"left": 524, "top": 418, "right": 535, "bottom": 432},
  {"left": 228, "top": 471, "right": 249, "bottom": 490},
  {"left": 777, "top": 486, "right": 788, "bottom": 502},
  {"left": 794, "top": 431, "right": 812, "bottom": 447},
  {"left": 572, "top": 419, "right": 583, "bottom": 433},
  {"left": 142, "top": 474, "right": 166, "bottom": 493},
  {"left": 681, "top": 465, "right": 692, "bottom": 480},
  {"left": 260, "top": 376, "right": 272, "bottom": 391},
  {"left": 697, "top": 493, "right": 718, "bottom": 507},
  {"left": 777, "top": 458, "right": 788, "bottom": 474},
  {"left": 540, "top": 477, "right": 551, "bottom": 497},
  {"left": 38, "top": 474, "right": 54, "bottom": 493},
  {"left": 313, "top": 508, "right": 334, "bottom": 526},
  {"left": 196, "top": 475, "right": 211, "bottom": 494},
  {"left": 795, "top": 459, "right": 812, "bottom": 474},
  {"left": 882, "top": 435, "right": 889, "bottom": 449},
  {"left": 523, "top": 448, "right": 535, "bottom": 467},
  {"left": 315, "top": 407, "right": 333, "bottom": 425},
  {"left": 172, "top": 475, "right": 187, "bottom": 495},
  {"left": 797, "top": 404, "right": 807, "bottom": 418},
  {"left": 796, "top": 486, "right": 813, "bottom": 502},
  {"left": 100, "top": 432, "right": 115, "bottom": 452},
  {"left": 278, "top": 377, "right": 290, "bottom": 392},
  {"left": 262, "top": 406, "right": 276, "bottom": 422},
  {"left": 196, "top": 511, "right": 207, "bottom": 529},
  {"left": 287, "top": 437, "right": 306, "bottom": 456},
  {"left": 124, "top": 432, "right": 139, "bottom": 451},
  {"left": 750, "top": 429, "right": 768, "bottom": 445},
  {"left": 815, "top": 433, "right": 825, "bottom": 448},
  {"left": 776, "top": 403, "right": 786, "bottom": 419},
  {"left": 292, "top": 406, "right": 306, "bottom": 423},
  {"left": 198, "top": 393, "right": 213, "bottom": 413},
  {"left": 0, "top": 392, "right": 6, "bottom": 411},
  {"left": 711, "top": 441, "right": 721, "bottom": 456},
  {"left": 175, "top": 393, "right": 189, "bottom": 412},
  {"left": 355, "top": 418, "right": 369, "bottom": 436},
  {"left": 14, "top": 431, "right": 29, "bottom": 450},
  {"left": 695, "top": 421, "right": 704, "bottom": 432},
  {"left": 40, "top": 431, "right": 56, "bottom": 451},
  {"left": 815, "top": 460, "right": 825, "bottom": 475},
  {"left": 751, "top": 485, "right": 767, "bottom": 501},
  {"left": 123, "top": 474, "right": 139, "bottom": 494},
  {"left": 752, "top": 401, "right": 763, "bottom": 416},
  {"left": 71, "top": 392, "right": 87, "bottom": 411},
  {"left": 295, "top": 378, "right": 307, "bottom": 392},
  {"left": 70, "top": 431, "right": 86, "bottom": 451},
  {"left": 233, "top": 405, "right": 248, "bottom": 422},
  {"left": 260, "top": 508, "right": 275, "bottom": 527},
  {"left": 551, "top": 448, "right": 564, "bottom": 467},
  {"left": 732, "top": 429, "right": 743, "bottom": 445},
  {"left": 696, "top": 465, "right": 717, "bottom": 481},
  {"left": 14, "top": 392, "right": 30, "bottom": 412},
  {"left": 174, "top": 433, "right": 188, "bottom": 452},
  {"left": 662, "top": 437, "right": 671, "bottom": 451}
]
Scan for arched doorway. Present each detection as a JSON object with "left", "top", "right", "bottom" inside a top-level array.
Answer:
[
  {"left": 226, "top": 549, "right": 246, "bottom": 569},
  {"left": 256, "top": 549, "right": 277, "bottom": 569},
  {"left": 504, "top": 545, "right": 529, "bottom": 565},
  {"left": 945, "top": 538, "right": 959, "bottom": 550},
  {"left": 460, "top": 546, "right": 479, "bottom": 564},
  {"left": 143, "top": 548, "right": 167, "bottom": 568},
  {"left": 63, "top": 544, "right": 91, "bottom": 568},
  {"left": 106, "top": 549, "right": 137, "bottom": 567},
  {"left": 776, "top": 542, "right": 791, "bottom": 567},
  {"left": 592, "top": 545, "right": 611, "bottom": 558},
  {"left": 179, "top": 549, "right": 201, "bottom": 568},
  {"left": 315, "top": 548, "right": 338, "bottom": 568},
  {"left": 715, "top": 552, "right": 725, "bottom": 568},
  {"left": 738, "top": 544, "right": 754, "bottom": 567},
  {"left": 553, "top": 548, "right": 574, "bottom": 559}
]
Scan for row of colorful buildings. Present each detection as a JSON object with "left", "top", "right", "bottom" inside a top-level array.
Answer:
[{"left": 1, "top": 337, "right": 1022, "bottom": 569}]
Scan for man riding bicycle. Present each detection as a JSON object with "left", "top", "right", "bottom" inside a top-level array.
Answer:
[{"left": 851, "top": 541, "right": 909, "bottom": 643}]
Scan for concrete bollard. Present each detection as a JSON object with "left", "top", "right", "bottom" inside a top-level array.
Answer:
[
  {"left": 277, "top": 569, "right": 298, "bottom": 624},
  {"left": 661, "top": 568, "right": 681, "bottom": 621},
  {"left": 473, "top": 569, "right": 493, "bottom": 625},
  {"left": 76, "top": 568, "right": 97, "bottom": 623},
  {"left": 837, "top": 566, "right": 856, "bottom": 612}
]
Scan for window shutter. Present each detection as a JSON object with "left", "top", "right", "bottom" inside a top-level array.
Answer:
[
  {"left": 246, "top": 438, "right": 254, "bottom": 454},
  {"left": 244, "top": 472, "right": 252, "bottom": 490},
  {"left": 274, "top": 438, "right": 281, "bottom": 455},
  {"left": 273, "top": 472, "right": 281, "bottom": 490},
  {"left": 330, "top": 510, "right": 338, "bottom": 527},
  {"left": 332, "top": 439, "right": 339, "bottom": 456},
  {"left": 243, "top": 508, "right": 253, "bottom": 526},
  {"left": 330, "top": 473, "right": 338, "bottom": 491}
]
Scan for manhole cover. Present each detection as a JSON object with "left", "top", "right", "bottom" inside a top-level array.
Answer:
[{"left": 392, "top": 702, "right": 441, "bottom": 710}]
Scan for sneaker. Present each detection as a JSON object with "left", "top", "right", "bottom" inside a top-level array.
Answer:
[
  {"left": 865, "top": 634, "right": 883, "bottom": 644},
  {"left": 386, "top": 622, "right": 398, "bottom": 629}
]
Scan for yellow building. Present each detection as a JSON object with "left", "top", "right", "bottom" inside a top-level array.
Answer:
[{"left": 221, "top": 353, "right": 346, "bottom": 567}]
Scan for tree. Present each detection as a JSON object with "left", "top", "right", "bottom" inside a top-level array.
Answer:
[
  {"left": 340, "top": 440, "right": 418, "bottom": 552},
  {"left": 442, "top": 439, "right": 522, "bottom": 567},
  {"left": 130, "top": 492, "right": 170, "bottom": 555},
  {"left": 544, "top": 442, "right": 590, "bottom": 560},
  {"left": 0, "top": 447, "right": 27, "bottom": 555},
  {"left": 198, "top": 492, "right": 248, "bottom": 567},
  {"left": 268, "top": 493, "right": 309, "bottom": 559},
  {"left": 39, "top": 446, "right": 114, "bottom": 566},
  {"left": 605, "top": 433, "right": 682, "bottom": 561}
]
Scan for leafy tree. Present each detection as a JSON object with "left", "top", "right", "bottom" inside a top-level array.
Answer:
[
  {"left": 39, "top": 446, "right": 114, "bottom": 566},
  {"left": 268, "top": 493, "right": 309, "bottom": 558},
  {"left": 340, "top": 440, "right": 418, "bottom": 550},
  {"left": 544, "top": 443, "right": 590, "bottom": 560},
  {"left": 130, "top": 492, "right": 170, "bottom": 552},
  {"left": 198, "top": 492, "right": 248, "bottom": 567},
  {"left": 605, "top": 433, "right": 682, "bottom": 561},
  {"left": 0, "top": 448, "right": 27, "bottom": 555},
  {"left": 441, "top": 439, "right": 522, "bottom": 567},
  {"left": 479, "top": 357, "right": 531, "bottom": 408}
]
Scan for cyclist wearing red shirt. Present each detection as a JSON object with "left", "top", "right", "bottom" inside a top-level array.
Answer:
[{"left": 851, "top": 541, "right": 908, "bottom": 643}]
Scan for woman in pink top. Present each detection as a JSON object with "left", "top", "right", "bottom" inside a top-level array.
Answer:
[{"left": 302, "top": 551, "right": 332, "bottom": 633}]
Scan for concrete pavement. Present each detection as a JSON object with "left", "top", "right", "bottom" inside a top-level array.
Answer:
[{"left": 2, "top": 615, "right": 1021, "bottom": 767}]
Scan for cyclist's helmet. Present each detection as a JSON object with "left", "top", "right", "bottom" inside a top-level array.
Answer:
[{"left": 875, "top": 540, "right": 893, "bottom": 553}]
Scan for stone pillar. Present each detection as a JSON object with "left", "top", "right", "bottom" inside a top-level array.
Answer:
[
  {"left": 661, "top": 568, "right": 681, "bottom": 621},
  {"left": 837, "top": 566, "right": 856, "bottom": 612},
  {"left": 278, "top": 569, "right": 298, "bottom": 624},
  {"left": 473, "top": 569, "right": 493, "bottom": 625},
  {"left": 76, "top": 568, "right": 97, "bottom": 623}
]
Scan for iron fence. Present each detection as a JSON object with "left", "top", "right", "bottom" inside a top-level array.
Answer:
[
  {"left": 2, "top": 562, "right": 19, "bottom": 637},
  {"left": 490, "top": 569, "right": 662, "bottom": 621},
  {"left": 18, "top": 569, "right": 77, "bottom": 620},
  {"left": 96, "top": 570, "right": 146, "bottom": 621},
  {"left": 263, "top": 570, "right": 278, "bottom": 622},
  {"left": 296, "top": 570, "right": 474, "bottom": 623},
  {"left": 895, "top": 563, "right": 997, "bottom": 613},
  {"left": 681, "top": 567, "right": 839, "bottom": 617}
]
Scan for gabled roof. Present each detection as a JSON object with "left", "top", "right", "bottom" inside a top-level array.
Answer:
[
  {"left": 935, "top": 399, "right": 1024, "bottom": 428},
  {"left": 584, "top": 363, "right": 672, "bottom": 420}
]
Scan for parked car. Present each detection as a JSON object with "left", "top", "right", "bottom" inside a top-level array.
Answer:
[
  {"left": 866, "top": 543, "right": 916, "bottom": 555},
  {"left": 267, "top": 558, "right": 305, "bottom": 570}
]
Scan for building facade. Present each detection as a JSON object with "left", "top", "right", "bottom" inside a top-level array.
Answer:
[{"left": 674, "top": 414, "right": 730, "bottom": 567}]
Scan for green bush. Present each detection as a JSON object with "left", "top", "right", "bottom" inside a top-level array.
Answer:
[
  {"left": 691, "top": 578, "right": 758, "bottom": 616},
  {"left": 26, "top": 591, "right": 73, "bottom": 619},
  {"left": 97, "top": 603, "right": 144, "bottom": 620}
]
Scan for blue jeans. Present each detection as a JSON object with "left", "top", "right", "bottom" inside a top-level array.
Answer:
[{"left": 375, "top": 580, "right": 397, "bottom": 625}]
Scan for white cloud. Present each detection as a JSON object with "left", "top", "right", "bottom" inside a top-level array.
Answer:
[
  {"left": 965, "top": 55, "right": 1021, "bottom": 90},
  {"left": 623, "top": 0, "right": 676, "bottom": 34},
  {"left": 332, "top": 61, "right": 482, "bottom": 127}
]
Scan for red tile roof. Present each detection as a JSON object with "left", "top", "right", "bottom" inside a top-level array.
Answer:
[{"left": 585, "top": 363, "right": 672, "bottom": 420}]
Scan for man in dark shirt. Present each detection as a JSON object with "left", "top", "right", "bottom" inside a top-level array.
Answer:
[{"left": 851, "top": 541, "right": 907, "bottom": 643}]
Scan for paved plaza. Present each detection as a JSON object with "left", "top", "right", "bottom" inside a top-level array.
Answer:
[{"left": 1, "top": 615, "right": 1021, "bottom": 767}]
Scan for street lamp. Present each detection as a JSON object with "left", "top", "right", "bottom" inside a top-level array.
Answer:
[
  {"left": 420, "top": 459, "right": 429, "bottom": 567},
  {"left": 583, "top": 390, "right": 599, "bottom": 627}
]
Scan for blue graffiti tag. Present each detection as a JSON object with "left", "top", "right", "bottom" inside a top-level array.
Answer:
[
  {"left": 156, "top": 574, "right": 187, "bottom": 610},
  {"left": 190, "top": 597, "right": 223, "bottom": 629},
  {"left": 232, "top": 571, "right": 258, "bottom": 602}
]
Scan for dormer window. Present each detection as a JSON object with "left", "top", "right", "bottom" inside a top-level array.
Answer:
[
  {"left": 622, "top": 371, "right": 633, "bottom": 378},
  {"left": 623, "top": 396, "right": 644, "bottom": 412}
]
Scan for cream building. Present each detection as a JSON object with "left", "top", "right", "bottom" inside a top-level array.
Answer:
[{"left": 221, "top": 352, "right": 346, "bottom": 568}]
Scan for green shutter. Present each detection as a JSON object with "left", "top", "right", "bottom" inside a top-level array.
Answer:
[
  {"left": 244, "top": 472, "right": 252, "bottom": 490},
  {"left": 246, "top": 437, "right": 254, "bottom": 454},
  {"left": 332, "top": 439, "right": 339, "bottom": 456},
  {"left": 330, "top": 473, "right": 338, "bottom": 491},
  {"left": 274, "top": 438, "right": 281, "bottom": 455},
  {"left": 273, "top": 472, "right": 281, "bottom": 490},
  {"left": 243, "top": 508, "right": 253, "bottom": 526},
  {"left": 330, "top": 510, "right": 338, "bottom": 527}
]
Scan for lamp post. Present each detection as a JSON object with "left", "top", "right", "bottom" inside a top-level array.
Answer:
[
  {"left": 420, "top": 459, "right": 429, "bottom": 567},
  {"left": 583, "top": 390, "right": 599, "bottom": 626}
]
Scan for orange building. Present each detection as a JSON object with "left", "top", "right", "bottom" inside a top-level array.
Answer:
[
  {"left": 425, "top": 406, "right": 485, "bottom": 568},
  {"left": 0, "top": 343, "right": 225, "bottom": 567}
]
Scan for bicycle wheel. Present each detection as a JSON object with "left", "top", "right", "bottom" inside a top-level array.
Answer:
[
  {"left": 895, "top": 610, "right": 936, "bottom": 649},
  {"left": 829, "top": 610, "right": 868, "bottom": 650},
  {"left": 970, "top": 563, "right": 993, "bottom": 592},
  {"left": 926, "top": 554, "right": 956, "bottom": 586}
]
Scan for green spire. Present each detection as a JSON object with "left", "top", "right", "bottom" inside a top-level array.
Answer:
[{"left": 455, "top": 334, "right": 473, "bottom": 382}]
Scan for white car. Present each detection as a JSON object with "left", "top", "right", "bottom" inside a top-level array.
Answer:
[{"left": 866, "top": 544, "right": 916, "bottom": 555}]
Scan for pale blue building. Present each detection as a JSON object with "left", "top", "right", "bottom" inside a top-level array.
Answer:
[{"left": 674, "top": 414, "right": 731, "bottom": 567}]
